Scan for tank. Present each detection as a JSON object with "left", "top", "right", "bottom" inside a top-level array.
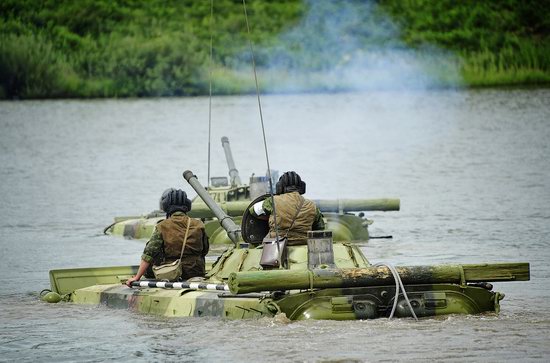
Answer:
[
  {"left": 42, "top": 170, "right": 530, "bottom": 321},
  {"left": 103, "top": 137, "right": 400, "bottom": 244}
]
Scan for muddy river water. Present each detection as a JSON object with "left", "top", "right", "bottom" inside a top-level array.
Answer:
[{"left": 0, "top": 89, "right": 549, "bottom": 361}]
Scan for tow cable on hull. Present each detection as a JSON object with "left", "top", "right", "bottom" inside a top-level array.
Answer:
[{"left": 374, "top": 263, "right": 418, "bottom": 321}]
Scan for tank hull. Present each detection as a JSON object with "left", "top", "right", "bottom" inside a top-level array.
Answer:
[
  {"left": 45, "top": 244, "right": 525, "bottom": 321},
  {"left": 68, "top": 281, "right": 500, "bottom": 320}
]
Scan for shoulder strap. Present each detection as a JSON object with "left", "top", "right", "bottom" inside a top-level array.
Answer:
[
  {"left": 178, "top": 216, "right": 191, "bottom": 261},
  {"left": 284, "top": 197, "right": 305, "bottom": 239}
]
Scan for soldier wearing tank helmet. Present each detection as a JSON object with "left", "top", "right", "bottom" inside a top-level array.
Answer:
[
  {"left": 126, "top": 188, "right": 209, "bottom": 286},
  {"left": 249, "top": 171, "right": 325, "bottom": 245}
]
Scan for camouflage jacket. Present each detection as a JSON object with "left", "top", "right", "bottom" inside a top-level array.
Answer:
[{"left": 142, "top": 211, "right": 209, "bottom": 278}]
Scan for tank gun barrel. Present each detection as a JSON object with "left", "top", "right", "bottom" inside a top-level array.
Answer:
[
  {"left": 313, "top": 198, "right": 400, "bottom": 212},
  {"left": 228, "top": 262, "right": 530, "bottom": 294},
  {"left": 187, "top": 198, "right": 400, "bottom": 219},
  {"left": 221, "top": 137, "right": 242, "bottom": 186},
  {"left": 188, "top": 201, "right": 250, "bottom": 218},
  {"left": 183, "top": 170, "right": 241, "bottom": 244}
]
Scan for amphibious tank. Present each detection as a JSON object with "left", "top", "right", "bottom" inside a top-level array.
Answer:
[
  {"left": 104, "top": 137, "right": 400, "bottom": 244},
  {"left": 42, "top": 170, "right": 530, "bottom": 321}
]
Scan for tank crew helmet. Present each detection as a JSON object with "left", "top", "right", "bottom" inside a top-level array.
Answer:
[
  {"left": 159, "top": 188, "right": 192, "bottom": 216},
  {"left": 275, "top": 171, "right": 306, "bottom": 195}
]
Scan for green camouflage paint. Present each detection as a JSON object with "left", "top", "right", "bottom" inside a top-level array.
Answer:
[{"left": 46, "top": 244, "right": 521, "bottom": 320}]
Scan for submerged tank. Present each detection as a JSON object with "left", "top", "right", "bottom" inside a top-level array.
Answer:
[
  {"left": 103, "top": 137, "right": 400, "bottom": 244},
  {"left": 42, "top": 170, "right": 530, "bottom": 321}
]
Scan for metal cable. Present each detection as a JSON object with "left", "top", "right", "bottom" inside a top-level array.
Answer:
[
  {"left": 375, "top": 262, "right": 419, "bottom": 321},
  {"left": 241, "top": 0, "right": 280, "bottom": 244}
]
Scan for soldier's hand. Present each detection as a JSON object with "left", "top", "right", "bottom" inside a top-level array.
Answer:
[{"left": 126, "top": 276, "right": 139, "bottom": 287}]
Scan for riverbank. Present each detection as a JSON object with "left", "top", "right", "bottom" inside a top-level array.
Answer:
[{"left": 1, "top": 0, "right": 548, "bottom": 99}]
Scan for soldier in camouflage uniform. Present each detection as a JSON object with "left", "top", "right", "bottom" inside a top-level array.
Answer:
[
  {"left": 126, "top": 188, "right": 209, "bottom": 286},
  {"left": 249, "top": 171, "right": 324, "bottom": 245}
]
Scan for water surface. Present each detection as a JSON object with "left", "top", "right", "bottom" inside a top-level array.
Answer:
[{"left": 0, "top": 89, "right": 549, "bottom": 361}]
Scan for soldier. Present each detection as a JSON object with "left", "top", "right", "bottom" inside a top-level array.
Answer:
[
  {"left": 249, "top": 171, "right": 324, "bottom": 245},
  {"left": 126, "top": 188, "right": 209, "bottom": 286}
]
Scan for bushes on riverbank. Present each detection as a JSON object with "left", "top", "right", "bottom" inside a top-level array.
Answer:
[
  {"left": 381, "top": 0, "right": 550, "bottom": 88},
  {"left": 1, "top": 0, "right": 548, "bottom": 99}
]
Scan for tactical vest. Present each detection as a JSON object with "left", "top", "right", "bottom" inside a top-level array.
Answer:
[
  {"left": 268, "top": 192, "right": 317, "bottom": 245},
  {"left": 156, "top": 213, "right": 206, "bottom": 279}
]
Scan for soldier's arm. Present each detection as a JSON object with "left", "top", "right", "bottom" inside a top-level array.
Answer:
[
  {"left": 126, "top": 259, "right": 151, "bottom": 287},
  {"left": 127, "top": 228, "right": 163, "bottom": 287},
  {"left": 312, "top": 208, "right": 325, "bottom": 230},
  {"left": 248, "top": 198, "right": 273, "bottom": 220},
  {"left": 141, "top": 227, "right": 164, "bottom": 263}
]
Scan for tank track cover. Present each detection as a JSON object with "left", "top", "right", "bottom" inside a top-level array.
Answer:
[{"left": 43, "top": 170, "right": 530, "bottom": 321}]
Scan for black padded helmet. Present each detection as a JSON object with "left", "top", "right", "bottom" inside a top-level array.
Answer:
[
  {"left": 159, "top": 188, "right": 192, "bottom": 216},
  {"left": 275, "top": 171, "right": 306, "bottom": 195}
]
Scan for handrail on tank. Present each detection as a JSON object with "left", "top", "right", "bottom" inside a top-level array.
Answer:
[
  {"left": 221, "top": 137, "right": 242, "bottom": 187},
  {"left": 183, "top": 170, "right": 241, "bottom": 245}
]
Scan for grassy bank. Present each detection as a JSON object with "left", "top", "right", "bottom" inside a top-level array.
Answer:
[
  {"left": 1, "top": 0, "right": 548, "bottom": 99},
  {"left": 460, "top": 45, "right": 550, "bottom": 87},
  {"left": 383, "top": 0, "right": 550, "bottom": 88}
]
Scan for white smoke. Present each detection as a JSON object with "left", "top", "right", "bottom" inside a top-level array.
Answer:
[{"left": 251, "top": 0, "right": 462, "bottom": 92}]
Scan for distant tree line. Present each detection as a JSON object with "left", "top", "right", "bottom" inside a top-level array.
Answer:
[{"left": 0, "top": 0, "right": 548, "bottom": 99}]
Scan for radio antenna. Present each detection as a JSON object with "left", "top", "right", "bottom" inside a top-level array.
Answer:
[
  {"left": 206, "top": 0, "right": 214, "bottom": 188},
  {"left": 242, "top": 0, "right": 280, "bottom": 243}
]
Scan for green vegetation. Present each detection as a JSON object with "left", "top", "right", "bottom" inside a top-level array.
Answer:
[
  {"left": 1, "top": 0, "right": 548, "bottom": 99},
  {"left": 381, "top": 0, "right": 550, "bottom": 88}
]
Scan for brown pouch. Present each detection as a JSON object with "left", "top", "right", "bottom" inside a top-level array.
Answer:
[
  {"left": 152, "top": 259, "right": 182, "bottom": 281},
  {"left": 260, "top": 237, "right": 287, "bottom": 268}
]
